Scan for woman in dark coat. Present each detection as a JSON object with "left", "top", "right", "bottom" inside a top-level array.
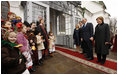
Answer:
[
  {"left": 94, "top": 16, "right": 110, "bottom": 64},
  {"left": 73, "top": 24, "right": 81, "bottom": 53}
]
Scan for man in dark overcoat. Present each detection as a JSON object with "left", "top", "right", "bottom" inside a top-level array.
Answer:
[{"left": 35, "top": 21, "right": 49, "bottom": 60}]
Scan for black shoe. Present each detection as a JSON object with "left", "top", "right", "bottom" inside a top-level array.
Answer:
[
  {"left": 38, "top": 62, "right": 42, "bottom": 66},
  {"left": 86, "top": 57, "right": 94, "bottom": 60},
  {"left": 29, "top": 67, "right": 36, "bottom": 72},
  {"left": 80, "top": 52, "right": 84, "bottom": 54},
  {"left": 96, "top": 60, "right": 101, "bottom": 63},
  {"left": 40, "top": 60, "right": 43, "bottom": 64},
  {"left": 38, "top": 60, "right": 43, "bottom": 65},
  {"left": 100, "top": 61, "right": 105, "bottom": 65},
  {"left": 41, "top": 58, "right": 44, "bottom": 61},
  {"left": 84, "top": 55, "right": 89, "bottom": 58},
  {"left": 48, "top": 54, "right": 53, "bottom": 58}
]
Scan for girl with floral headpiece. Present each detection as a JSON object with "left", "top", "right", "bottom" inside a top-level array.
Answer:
[
  {"left": 7, "top": 12, "right": 22, "bottom": 31},
  {"left": 16, "top": 22, "right": 36, "bottom": 72}
]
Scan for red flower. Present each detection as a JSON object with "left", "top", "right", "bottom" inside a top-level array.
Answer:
[
  {"left": 16, "top": 22, "right": 23, "bottom": 32},
  {"left": 16, "top": 22, "right": 23, "bottom": 27},
  {"left": 1, "top": 19, "right": 4, "bottom": 22}
]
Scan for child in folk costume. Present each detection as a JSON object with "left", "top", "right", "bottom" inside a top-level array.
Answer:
[
  {"left": 1, "top": 31, "right": 30, "bottom": 74},
  {"left": 49, "top": 32, "right": 56, "bottom": 56},
  {"left": 1, "top": 20, "right": 13, "bottom": 40},
  {"left": 16, "top": 16, "right": 22, "bottom": 23},
  {"left": 35, "top": 18, "right": 49, "bottom": 59},
  {"left": 2, "top": 21, "right": 12, "bottom": 30},
  {"left": 7, "top": 12, "right": 22, "bottom": 31},
  {"left": 7, "top": 12, "right": 16, "bottom": 22},
  {"left": 16, "top": 22, "right": 36, "bottom": 72},
  {"left": 7, "top": 12, "right": 17, "bottom": 30},
  {"left": 27, "top": 22, "right": 39, "bottom": 65},
  {"left": 28, "top": 32, "right": 39, "bottom": 66},
  {"left": 36, "top": 31, "right": 45, "bottom": 65}
]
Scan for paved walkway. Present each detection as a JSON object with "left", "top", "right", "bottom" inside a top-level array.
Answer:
[
  {"left": 31, "top": 46, "right": 117, "bottom": 74},
  {"left": 31, "top": 53, "right": 105, "bottom": 74}
]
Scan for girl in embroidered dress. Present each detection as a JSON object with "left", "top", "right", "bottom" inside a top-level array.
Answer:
[
  {"left": 36, "top": 31, "right": 45, "bottom": 65},
  {"left": 16, "top": 22, "right": 36, "bottom": 72},
  {"left": 49, "top": 31, "right": 56, "bottom": 56}
]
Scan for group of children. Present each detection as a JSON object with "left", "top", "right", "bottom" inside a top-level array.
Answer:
[{"left": 1, "top": 12, "right": 56, "bottom": 74}]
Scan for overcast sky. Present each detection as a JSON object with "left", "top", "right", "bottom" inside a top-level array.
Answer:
[{"left": 103, "top": 0, "right": 118, "bottom": 18}]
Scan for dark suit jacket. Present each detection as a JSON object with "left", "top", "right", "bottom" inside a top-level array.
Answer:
[
  {"left": 79, "top": 27, "right": 83, "bottom": 39},
  {"left": 82, "top": 22, "right": 93, "bottom": 41}
]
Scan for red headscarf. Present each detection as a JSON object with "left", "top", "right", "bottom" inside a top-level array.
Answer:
[{"left": 8, "top": 12, "right": 14, "bottom": 15}]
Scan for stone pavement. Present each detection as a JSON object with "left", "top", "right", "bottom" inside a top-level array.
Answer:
[{"left": 31, "top": 52, "right": 105, "bottom": 74}]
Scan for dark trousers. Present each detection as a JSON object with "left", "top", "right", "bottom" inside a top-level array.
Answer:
[
  {"left": 81, "top": 41, "right": 85, "bottom": 53},
  {"left": 42, "top": 42, "right": 50, "bottom": 58},
  {"left": 32, "top": 50, "right": 39, "bottom": 65},
  {"left": 83, "top": 40, "right": 93, "bottom": 58},
  {"left": 97, "top": 53, "right": 106, "bottom": 62},
  {"left": 81, "top": 40, "right": 87, "bottom": 53},
  {"left": 42, "top": 49, "right": 50, "bottom": 59}
]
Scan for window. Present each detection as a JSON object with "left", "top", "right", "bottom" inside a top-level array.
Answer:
[
  {"left": 57, "top": 13, "right": 72, "bottom": 35},
  {"left": 57, "top": 14, "right": 66, "bottom": 35},
  {"left": 75, "top": 17, "right": 81, "bottom": 26},
  {"left": 1, "top": 1, "right": 10, "bottom": 19},
  {"left": 32, "top": 2, "right": 46, "bottom": 23}
]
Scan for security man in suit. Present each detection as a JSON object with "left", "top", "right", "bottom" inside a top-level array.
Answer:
[{"left": 81, "top": 18, "right": 94, "bottom": 60}]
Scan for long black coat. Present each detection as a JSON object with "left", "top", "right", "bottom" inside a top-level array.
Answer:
[{"left": 94, "top": 23, "right": 110, "bottom": 55}]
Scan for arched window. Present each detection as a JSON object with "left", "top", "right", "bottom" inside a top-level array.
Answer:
[
  {"left": 57, "top": 14, "right": 65, "bottom": 35},
  {"left": 1, "top": 1, "right": 10, "bottom": 20}
]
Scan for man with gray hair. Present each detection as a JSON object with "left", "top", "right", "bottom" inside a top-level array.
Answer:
[{"left": 81, "top": 18, "right": 94, "bottom": 60}]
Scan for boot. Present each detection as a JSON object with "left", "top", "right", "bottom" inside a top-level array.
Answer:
[
  {"left": 50, "top": 53, "right": 53, "bottom": 57},
  {"left": 38, "top": 60, "right": 43, "bottom": 66},
  {"left": 29, "top": 66, "right": 36, "bottom": 72}
]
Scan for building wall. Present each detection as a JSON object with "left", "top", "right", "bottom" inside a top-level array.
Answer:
[
  {"left": 84, "top": 11, "right": 110, "bottom": 33},
  {"left": 81, "top": 1, "right": 104, "bottom": 13},
  {"left": 9, "top": 1, "right": 24, "bottom": 22},
  {"left": 92, "top": 11, "right": 110, "bottom": 26}
]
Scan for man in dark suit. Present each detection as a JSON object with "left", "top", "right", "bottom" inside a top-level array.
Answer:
[
  {"left": 35, "top": 21, "right": 50, "bottom": 61},
  {"left": 78, "top": 21, "right": 84, "bottom": 54},
  {"left": 81, "top": 18, "right": 94, "bottom": 60}
]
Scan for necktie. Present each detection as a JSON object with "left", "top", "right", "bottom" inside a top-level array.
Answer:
[{"left": 83, "top": 24, "right": 85, "bottom": 28}]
